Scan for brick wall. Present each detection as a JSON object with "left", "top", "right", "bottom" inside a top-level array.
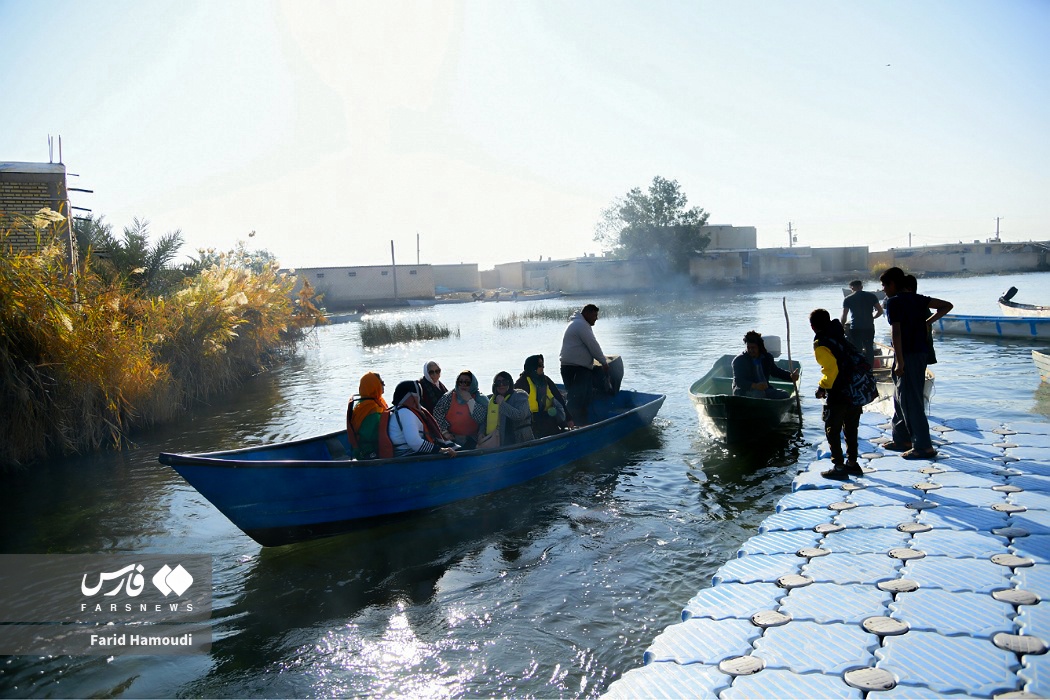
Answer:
[{"left": 0, "top": 163, "right": 73, "bottom": 265}]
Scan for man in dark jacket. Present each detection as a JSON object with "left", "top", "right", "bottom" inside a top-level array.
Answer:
[
  {"left": 880, "top": 267, "right": 953, "bottom": 460},
  {"left": 731, "top": 330, "right": 799, "bottom": 398}
]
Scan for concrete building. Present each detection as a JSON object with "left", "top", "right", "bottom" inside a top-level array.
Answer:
[
  {"left": 871, "top": 241, "right": 1050, "bottom": 275},
  {"left": 689, "top": 254, "right": 745, "bottom": 284},
  {"left": 1, "top": 161, "right": 76, "bottom": 270},
  {"left": 546, "top": 258, "right": 655, "bottom": 294},
  {"left": 432, "top": 263, "right": 481, "bottom": 292},
  {"left": 288, "top": 264, "right": 436, "bottom": 309},
  {"left": 701, "top": 224, "right": 758, "bottom": 251},
  {"left": 492, "top": 259, "right": 565, "bottom": 290}
]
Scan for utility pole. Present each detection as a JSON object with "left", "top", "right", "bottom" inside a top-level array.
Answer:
[
  {"left": 909, "top": 232, "right": 912, "bottom": 247},
  {"left": 995, "top": 217, "right": 1002, "bottom": 242},
  {"left": 390, "top": 240, "right": 398, "bottom": 301},
  {"left": 787, "top": 222, "right": 795, "bottom": 248},
  {"left": 417, "top": 232, "right": 420, "bottom": 264}
]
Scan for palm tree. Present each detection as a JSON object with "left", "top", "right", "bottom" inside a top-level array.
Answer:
[{"left": 79, "top": 217, "right": 185, "bottom": 295}]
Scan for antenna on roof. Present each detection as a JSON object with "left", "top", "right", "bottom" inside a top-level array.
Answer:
[{"left": 48, "top": 135, "right": 53, "bottom": 163}]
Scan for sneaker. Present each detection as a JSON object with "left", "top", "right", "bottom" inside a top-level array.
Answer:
[
  {"left": 844, "top": 460, "right": 864, "bottom": 476},
  {"left": 901, "top": 448, "right": 938, "bottom": 461},
  {"left": 821, "top": 467, "right": 850, "bottom": 481}
]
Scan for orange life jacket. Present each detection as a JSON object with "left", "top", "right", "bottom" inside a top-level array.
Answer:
[
  {"left": 377, "top": 406, "right": 444, "bottom": 458},
  {"left": 345, "top": 398, "right": 361, "bottom": 451}
]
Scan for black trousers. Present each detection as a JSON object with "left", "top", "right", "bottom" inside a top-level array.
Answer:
[
  {"left": 824, "top": 401, "right": 862, "bottom": 463},
  {"left": 560, "top": 364, "right": 593, "bottom": 424}
]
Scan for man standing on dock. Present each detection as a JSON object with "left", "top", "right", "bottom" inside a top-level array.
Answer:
[
  {"left": 560, "top": 304, "right": 609, "bottom": 425},
  {"left": 880, "top": 267, "right": 953, "bottom": 460},
  {"left": 841, "top": 280, "right": 883, "bottom": 366}
]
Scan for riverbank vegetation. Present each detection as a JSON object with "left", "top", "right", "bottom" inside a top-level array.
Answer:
[
  {"left": 360, "top": 319, "right": 459, "bottom": 347},
  {"left": 1, "top": 212, "right": 322, "bottom": 468}
]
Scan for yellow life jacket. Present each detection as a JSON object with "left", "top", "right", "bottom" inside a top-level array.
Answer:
[
  {"left": 486, "top": 397, "right": 501, "bottom": 435},
  {"left": 527, "top": 378, "right": 554, "bottom": 413}
]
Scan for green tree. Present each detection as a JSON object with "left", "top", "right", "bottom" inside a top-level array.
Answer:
[
  {"left": 84, "top": 217, "right": 185, "bottom": 295},
  {"left": 594, "top": 176, "right": 711, "bottom": 275}
]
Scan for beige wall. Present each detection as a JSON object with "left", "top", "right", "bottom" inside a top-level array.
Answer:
[
  {"left": 547, "top": 259, "right": 654, "bottom": 293},
  {"left": 689, "top": 254, "right": 744, "bottom": 284},
  {"left": 433, "top": 263, "right": 480, "bottom": 292},
  {"left": 289, "top": 264, "right": 435, "bottom": 308},
  {"left": 813, "top": 246, "right": 868, "bottom": 273},
  {"left": 701, "top": 225, "right": 757, "bottom": 250},
  {"left": 877, "top": 242, "right": 1049, "bottom": 275},
  {"left": 747, "top": 247, "right": 824, "bottom": 283}
]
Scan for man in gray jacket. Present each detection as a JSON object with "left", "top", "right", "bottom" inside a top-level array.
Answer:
[{"left": 559, "top": 304, "right": 609, "bottom": 425}]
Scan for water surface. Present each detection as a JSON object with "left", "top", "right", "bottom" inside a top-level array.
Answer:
[{"left": 2, "top": 271, "right": 1048, "bottom": 697}]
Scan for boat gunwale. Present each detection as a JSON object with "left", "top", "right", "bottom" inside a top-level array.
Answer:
[{"left": 158, "top": 391, "right": 666, "bottom": 470}]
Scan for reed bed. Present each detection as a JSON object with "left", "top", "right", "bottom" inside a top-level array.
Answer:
[
  {"left": 492, "top": 306, "right": 575, "bottom": 329},
  {"left": 360, "top": 319, "right": 459, "bottom": 347},
  {"left": 492, "top": 300, "right": 656, "bottom": 329},
  {"left": 1, "top": 218, "right": 321, "bottom": 468}
]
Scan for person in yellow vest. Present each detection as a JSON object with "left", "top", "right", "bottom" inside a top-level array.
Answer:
[
  {"left": 479, "top": 371, "right": 534, "bottom": 447},
  {"left": 514, "top": 354, "right": 571, "bottom": 438},
  {"left": 432, "top": 370, "right": 488, "bottom": 449}
]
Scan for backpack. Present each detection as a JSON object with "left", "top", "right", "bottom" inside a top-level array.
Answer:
[{"left": 825, "top": 335, "right": 879, "bottom": 407}]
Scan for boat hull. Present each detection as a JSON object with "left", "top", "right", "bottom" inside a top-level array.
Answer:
[
  {"left": 933, "top": 314, "right": 1050, "bottom": 340},
  {"left": 160, "top": 390, "right": 664, "bottom": 546},
  {"left": 998, "top": 287, "right": 1050, "bottom": 318},
  {"left": 1034, "top": 349, "right": 1050, "bottom": 383},
  {"left": 689, "top": 355, "right": 801, "bottom": 440}
]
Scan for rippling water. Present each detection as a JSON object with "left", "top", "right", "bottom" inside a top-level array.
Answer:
[{"left": 2, "top": 271, "right": 1048, "bottom": 697}]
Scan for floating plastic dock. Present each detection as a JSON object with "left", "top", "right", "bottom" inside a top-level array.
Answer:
[{"left": 605, "top": 413, "right": 1050, "bottom": 698}]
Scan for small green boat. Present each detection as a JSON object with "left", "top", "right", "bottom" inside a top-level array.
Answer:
[{"left": 689, "top": 354, "right": 802, "bottom": 440}]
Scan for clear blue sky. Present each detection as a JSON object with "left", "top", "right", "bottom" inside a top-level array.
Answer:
[{"left": 2, "top": 0, "right": 1047, "bottom": 269}]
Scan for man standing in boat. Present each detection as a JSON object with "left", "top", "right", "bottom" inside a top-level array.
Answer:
[
  {"left": 560, "top": 304, "right": 608, "bottom": 425},
  {"left": 841, "top": 280, "right": 883, "bottom": 367},
  {"left": 732, "top": 331, "right": 800, "bottom": 398},
  {"left": 880, "top": 267, "right": 953, "bottom": 460}
]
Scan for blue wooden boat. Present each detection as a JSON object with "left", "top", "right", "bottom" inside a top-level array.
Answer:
[
  {"left": 159, "top": 390, "right": 665, "bottom": 547},
  {"left": 932, "top": 314, "right": 1050, "bottom": 340}
]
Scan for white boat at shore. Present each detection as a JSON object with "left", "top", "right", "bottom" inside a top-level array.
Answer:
[
  {"left": 1034, "top": 349, "right": 1050, "bottom": 383},
  {"left": 999, "top": 287, "right": 1050, "bottom": 318},
  {"left": 932, "top": 314, "right": 1050, "bottom": 340}
]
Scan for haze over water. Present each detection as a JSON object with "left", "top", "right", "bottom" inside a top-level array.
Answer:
[{"left": 1, "top": 272, "right": 1047, "bottom": 698}]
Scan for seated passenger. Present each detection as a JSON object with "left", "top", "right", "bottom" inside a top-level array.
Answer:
[
  {"left": 433, "top": 370, "right": 489, "bottom": 449},
  {"left": 347, "top": 371, "right": 387, "bottom": 458},
  {"left": 419, "top": 360, "right": 447, "bottom": 414},
  {"left": 480, "top": 371, "right": 534, "bottom": 448},
  {"left": 731, "top": 330, "right": 800, "bottom": 398},
  {"left": 387, "top": 380, "right": 456, "bottom": 457},
  {"left": 514, "top": 354, "right": 571, "bottom": 438}
]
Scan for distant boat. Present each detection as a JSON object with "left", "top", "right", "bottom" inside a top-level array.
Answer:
[
  {"left": 871, "top": 341, "right": 935, "bottom": 412},
  {"left": 480, "top": 290, "right": 564, "bottom": 302},
  {"left": 998, "top": 287, "right": 1050, "bottom": 318},
  {"left": 933, "top": 314, "right": 1050, "bottom": 340},
  {"left": 1034, "top": 349, "right": 1050, "bottom": 383},
  {"left": 323, "top": 312, "right": 363, "bottom": 325},
  {"left": 689, "top": 354, "right": 802, "bottom": 441},
  {"left": 160, "top": 389, "right": 665, "bottom": 547}
]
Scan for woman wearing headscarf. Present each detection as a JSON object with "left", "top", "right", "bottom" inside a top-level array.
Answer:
[
  {"left": 419, "top": 360, "right": 447, "bottom": 414},
  {"left": 388, "top": 380, "right": 456, "bottom": 457},
  {"left": 479, "top": 371, "right": 534, "bottom": 447},
  {"left": 432, "top": 370, "right": 488, "bottom": 449},
  {"left": 514, "top": 354, "right": 570, "bottom": 438},
  {"left": 347, "top": 371, "right": 388, "bottom": 458}
]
